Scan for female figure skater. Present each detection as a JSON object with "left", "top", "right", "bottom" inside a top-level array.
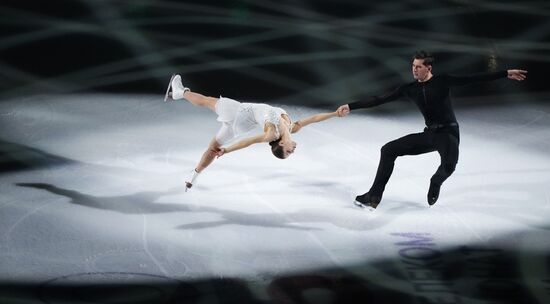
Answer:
[{"left": 165, "top": 74, "right": 344, "bottom": 190}]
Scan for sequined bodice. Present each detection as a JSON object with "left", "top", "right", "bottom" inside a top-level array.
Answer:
[{"left": 233, "top": 103, "right": 289, "bottom": 136}]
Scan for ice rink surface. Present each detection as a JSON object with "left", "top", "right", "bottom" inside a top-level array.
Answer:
[{"left": 1, "top": 94, "right": 549, "bottom": 303}]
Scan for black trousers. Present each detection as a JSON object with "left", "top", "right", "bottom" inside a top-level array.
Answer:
[{"left": 369, "top": 126, "right": 460, "bottom": 196}]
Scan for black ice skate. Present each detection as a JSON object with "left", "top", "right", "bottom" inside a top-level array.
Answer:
[
  {"left": 427, "top": 182, "right": 441, "bottom": 206},
  {"left": 354, "top": 192, "right": 381, "bottom": 211}
]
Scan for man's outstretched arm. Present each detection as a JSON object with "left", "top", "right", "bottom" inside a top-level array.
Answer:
[
  {"left": 446, "top": 69, "right": 527, "bottom": 86},
  {"left": 337, "top": 85, "right": 406, "bottom": 116}
]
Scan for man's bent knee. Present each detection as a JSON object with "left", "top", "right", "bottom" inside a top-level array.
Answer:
[
  {"left": 444, "top": 162, "right": 457, "bottom": 175},
  {"left": 380, "top": 143, "right": 399, "bottom": 158}
]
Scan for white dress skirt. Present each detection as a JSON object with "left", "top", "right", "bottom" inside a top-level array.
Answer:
[{"left": 214, "top": 97, "right": 290, "bottom": 145}]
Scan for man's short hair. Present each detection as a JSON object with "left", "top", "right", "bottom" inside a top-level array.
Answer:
[{"left": 413, "top": 51, "right": 434, "bottom": 66}]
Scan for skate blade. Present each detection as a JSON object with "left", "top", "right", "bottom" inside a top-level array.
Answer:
[
  {"left": 164, "top": 74, "right": 176, "bottom": 102},
  {"left": 354, "top": 200, "right": 376, "bottom": 212},
  {"left": 185, "top": 182, "right": 192, "bottom": 192}
]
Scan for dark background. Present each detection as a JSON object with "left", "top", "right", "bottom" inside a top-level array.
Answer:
[{"left": 1, "top": 0, "right": 549, "bottom": 106}]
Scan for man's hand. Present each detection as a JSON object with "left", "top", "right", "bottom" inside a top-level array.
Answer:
[
  {"left": 337, "top": 104, "right": 350, "bottom": 117},
  {"left": 507, "top": 69, "right": 528, "bottom": 81}
]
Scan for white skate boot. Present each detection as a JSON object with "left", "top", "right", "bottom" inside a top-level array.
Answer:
[
  {"left": 185, "top": 169, "right": 200, "bottom": 192},
  {"left": 164, "top": 74, "right": 189, "bottom": 101}
]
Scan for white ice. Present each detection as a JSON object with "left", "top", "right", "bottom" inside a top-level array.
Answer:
[{"left": 0, "top": 94, "right": 549, "bottom": 302}]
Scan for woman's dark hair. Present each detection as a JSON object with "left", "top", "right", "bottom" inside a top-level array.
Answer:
[
  {"left": 269, "top": 138, "right": 286, "bottom": 159},
  {"left": 413, "top": 50, "right": 434, "bottom": 66}
]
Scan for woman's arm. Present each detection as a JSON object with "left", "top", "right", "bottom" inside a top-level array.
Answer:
[
  {"left": 291, "top": 111, "right": 341, "bottom": 133},
  {"left": 218, "top": 131, "right": 277, "bottom": 156}
]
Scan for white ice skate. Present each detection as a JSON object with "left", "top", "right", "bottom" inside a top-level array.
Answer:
[
  {"left": 185, "top": 169, "right": 200, "bottom": 192},
  {"left": 164, "top": 74, "right": 189, "bottom": 101},
  {"left": 164, "top": 74, "right": 176, "bottom": 101}
]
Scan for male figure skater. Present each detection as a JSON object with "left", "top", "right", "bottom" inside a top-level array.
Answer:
[{"left": 337, "top": 51, "right": 527, "bottom": 209}]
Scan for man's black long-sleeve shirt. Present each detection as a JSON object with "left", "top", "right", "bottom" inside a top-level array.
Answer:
[{"left": 348, "top": 71, "right": 508, "bottom": 126}]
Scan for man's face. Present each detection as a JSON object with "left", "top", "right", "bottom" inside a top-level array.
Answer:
[{"left": 412, "top": 59, "right": 432, "bottom": 81}]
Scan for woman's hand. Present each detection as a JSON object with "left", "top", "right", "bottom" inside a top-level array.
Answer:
[
  {"left": 337, "top": 105, "right": 350, "bottom": 117},
  {"left": 215, "top": 147, "right": 226, "bottom": 158}
]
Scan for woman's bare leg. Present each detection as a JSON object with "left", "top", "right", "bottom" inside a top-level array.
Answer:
[
  {"left": 185, "top": 138, "right": 221, "bottom": 190},
  {"left": 196, "top": 137, "right": 222, "bottom": 172},
  {"left": 183, "top": 91, "right": 218, "bottom": 112}
]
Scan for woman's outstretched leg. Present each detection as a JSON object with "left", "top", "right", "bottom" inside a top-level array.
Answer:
[
  {"left": 183, "top": 91, "right": 217, "bottom": 112},
  {"left": 169, "top": 74, "right": 217, "bottom": 112}
]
